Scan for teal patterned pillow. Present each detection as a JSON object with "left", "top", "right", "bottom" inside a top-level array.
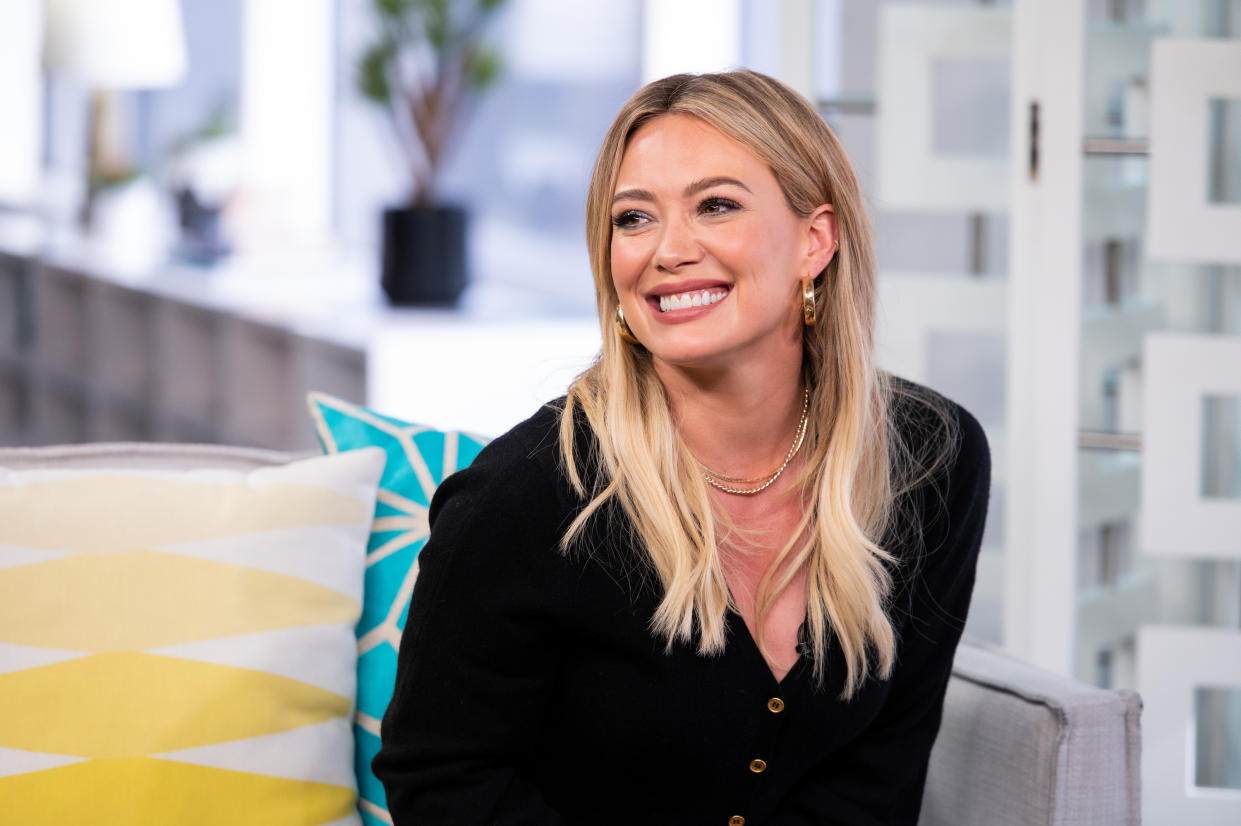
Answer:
[{"left": 306, "top": 392, "right": 490, "bottom": 826}]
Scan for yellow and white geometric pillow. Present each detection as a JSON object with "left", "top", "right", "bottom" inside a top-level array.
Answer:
[{"left": 0, "top": 447, "right": 385, "bottom": 826}]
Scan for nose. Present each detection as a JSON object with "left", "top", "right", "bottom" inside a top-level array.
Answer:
[{"left": 653, "top": 212, "right": 702, "bottom": 272}]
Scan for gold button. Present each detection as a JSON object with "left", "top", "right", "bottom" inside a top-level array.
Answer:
[
  {"left": 729, "top": 817, "right": 746, "bottom": 826},
  {"left": 749, "top": 758, "right": 767, "bottom": 773},
  {"left": 767, "top": 697, "right": 785, "bottom": 713}
]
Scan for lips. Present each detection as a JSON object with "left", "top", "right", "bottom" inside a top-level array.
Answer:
[{"left": 645, "top": 280, "right": 732, "bottom": 315}]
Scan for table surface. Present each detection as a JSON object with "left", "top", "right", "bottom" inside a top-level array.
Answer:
[{"left": 0, "top": 214, "right": 605, "bottom": 437}]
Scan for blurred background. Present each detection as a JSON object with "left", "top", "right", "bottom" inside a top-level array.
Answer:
[{"left": 0, "top": 0, "right": 1238, "bottom": 818}]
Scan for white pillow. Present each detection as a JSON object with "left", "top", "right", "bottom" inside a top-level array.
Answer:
[{"left": 0, "top": 447, "right": 385, "bottom": 826}]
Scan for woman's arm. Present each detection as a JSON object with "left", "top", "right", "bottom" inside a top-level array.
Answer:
[
  {"left": 372, "top": 427, "right": 573, "bottom": 826},
  {"left": 772, "top": 404, "right": 992, "bottom": 826}
]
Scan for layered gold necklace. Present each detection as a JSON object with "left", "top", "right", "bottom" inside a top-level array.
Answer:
[{"left": 697, "top": 388, "right": 810, "bottom": 496}]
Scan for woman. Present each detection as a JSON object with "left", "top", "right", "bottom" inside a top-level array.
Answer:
[{"left": 374, "top": 70, "right": 990, "bottom": 826}]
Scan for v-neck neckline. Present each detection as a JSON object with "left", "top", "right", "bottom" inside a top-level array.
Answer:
[{"left": 727, "top": 610, "right": 807, "bottom": 689}]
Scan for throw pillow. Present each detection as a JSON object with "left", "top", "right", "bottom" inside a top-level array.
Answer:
[
  {"left": 0, "top": 447, "right": 385, "bottom": 826},
  {"left": 306, "top": 391, "right": 489, "bottom": 826}
]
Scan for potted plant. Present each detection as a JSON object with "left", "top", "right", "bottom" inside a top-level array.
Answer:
[{"left": 358, "top": 0, "right": 506, "bottom": 306}]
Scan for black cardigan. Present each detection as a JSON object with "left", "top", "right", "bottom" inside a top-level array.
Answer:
[{"left": 374, "top": 384, "right": 991, "bottom": 826}]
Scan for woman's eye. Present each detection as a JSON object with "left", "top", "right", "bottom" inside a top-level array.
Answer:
[
  {"left": 700, "top": 197, "right": 740, "bottom": 216},
  {"left": 611, "top": 210, "right": 649, "bottom": 229}
]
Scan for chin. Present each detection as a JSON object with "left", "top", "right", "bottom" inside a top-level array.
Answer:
[
  {"left": 646, "top": 340, "right": 736, "bottom": 369},
  {"left": 642, "top": 325, "right": 802, "bottom": 374}
]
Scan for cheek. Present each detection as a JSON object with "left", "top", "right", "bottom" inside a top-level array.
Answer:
[
  {"left": 610, "top": 238, "right": 644, "bottom": 289},
  {"left": 727, "top": 214, "right": 790, "bottom": 259},
  {"left": 722, "top": 224, "right": 795, "bottom": 286},
  {"left": 757, "top": 220, "right": 806, "bottom": 284}
]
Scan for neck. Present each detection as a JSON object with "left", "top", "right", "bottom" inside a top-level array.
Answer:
[{"left": 654, "top": 355, "right": 806, "bottom": 482}]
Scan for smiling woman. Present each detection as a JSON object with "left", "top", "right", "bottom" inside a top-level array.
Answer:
[{"left": 374, "top": 70, "right": 991, "bottom": 826}]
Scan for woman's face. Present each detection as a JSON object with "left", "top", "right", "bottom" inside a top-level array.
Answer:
[{"left": 609, "top": 113, "right": 836, "bottom": 371}]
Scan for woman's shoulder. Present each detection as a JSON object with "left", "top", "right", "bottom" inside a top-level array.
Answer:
[
  {"left": 884, "top": 373, "right": 989, "bottom": 486},
  {"left": 469, "top": 398, "right": 567, "bottom": 474},
  {"left": 429, "top": 398, "right": 577, "bottom": 526},
  {"left": 882, "top": 375, "right": 991, "bottom": 580}
]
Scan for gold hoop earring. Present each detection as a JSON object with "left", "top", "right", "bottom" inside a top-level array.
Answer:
[
  {"left": 615, "top": 306, "right": 641, "bottom": 345},
  {"left": 801, "top": 277, "right": 817, "bottom": 326}
]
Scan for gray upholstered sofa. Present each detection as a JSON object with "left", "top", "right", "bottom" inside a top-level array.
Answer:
[
  {"left": 1, "top": 442, "right": 1142, "bottom": 825},
  {"left": 922, "top": 642, "right": 1142, "bottom": 825}
]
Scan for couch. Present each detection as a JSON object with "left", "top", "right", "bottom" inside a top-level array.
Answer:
[
  {"left": 0, "top": 439, "right": 1142, "bottom": 825},
  {"left": 923, "top": 641, "right": 1142, "bottom": 825}
]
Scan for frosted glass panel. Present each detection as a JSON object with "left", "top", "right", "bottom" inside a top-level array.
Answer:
[
  {"left": 1203, "top": 396, "right": 1241, "bottom": 498},
  {"left": 1195, "top": 686, "right": 1241, "bottom": 789},
  {"left": 931, "top": 59, "right": 1010, "bottom": 157},
  {"left": 1208, "top": 98, "right": 1241, "bottom": 204},
  {"left": 926, "top": 331, "right": 1006, "bottom": 428}
]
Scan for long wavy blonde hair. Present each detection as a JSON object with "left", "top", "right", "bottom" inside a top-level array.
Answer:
[{"left": 558, "top": 70, "right": 957, "bottom": 698}]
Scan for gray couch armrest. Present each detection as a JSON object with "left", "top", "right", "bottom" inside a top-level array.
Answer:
[{"left": 920, "top": 642, "right": 1142, "bottom": 826}]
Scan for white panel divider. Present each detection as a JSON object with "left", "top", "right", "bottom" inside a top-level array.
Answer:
[
  {"left": 874, "top": 272, "right": 1007, "bottom": 385},
  {"left": 875, "top": 5, "right": 1011, "bottom": 213},
  {"left": 1005, "top": 0, "right": 1084, "bottom": 675},
  {"left": 1139, "top": 625, "right": 1241, "bottom": 825},
  {"left": 1141, "top": 334, "right": 1241, "bottom": 559},
  {"left": 1146, "top": 40, "right": 1241, "bottom": 264}
]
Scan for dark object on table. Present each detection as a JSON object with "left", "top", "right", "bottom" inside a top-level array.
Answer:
[
  {"left": 174, "top": 187, "right": 230, "bottom": 266},
  {"left": 381, "top": 205, "right": 467, "bottom": 306}
]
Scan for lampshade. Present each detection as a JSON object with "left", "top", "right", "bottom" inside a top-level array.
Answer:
[{"left": 43, "top": 0, "right": 188, "bottom": 89}]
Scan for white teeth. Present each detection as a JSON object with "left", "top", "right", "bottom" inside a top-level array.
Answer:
[{"left": 658, "top": 289, "right": 727, "bottom": 312}]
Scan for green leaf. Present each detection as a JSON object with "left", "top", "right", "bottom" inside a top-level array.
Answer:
[
  {"left": 465, "top": 47, "right": 502, "bottom": 89},
  {"left": 357, "top": 42, "right": 393, "bottom": 104},
  {"left": 199, "top": 105, "right": 233, "bottom": 139},
  {"left": 424, "top": 0, "right": 450, "bottom": 49},
  {"left": 89, "top": 166, "right": 141, "bottom": 193},
  {"left": 374, "top": 0, "right": 416, "bottom": 21},
  {"left": 477, "top": 0, "right": 507, "bottom": 12}
]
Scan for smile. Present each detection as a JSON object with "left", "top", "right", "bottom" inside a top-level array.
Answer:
[{"left": 658, "top": 289, "right": 728, "bottom": 313}]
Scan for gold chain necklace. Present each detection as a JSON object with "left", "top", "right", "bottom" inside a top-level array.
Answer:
[{"left": 697, "top": 388, "right": 810, "bottom": 496}]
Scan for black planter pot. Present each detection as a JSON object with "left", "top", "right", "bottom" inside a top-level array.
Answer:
[{"left": 381, "top": 205, "right": 467, "bottom": 306}]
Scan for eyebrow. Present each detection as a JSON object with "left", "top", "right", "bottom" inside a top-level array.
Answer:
[
  {"left": 686, "top": 176, "right": 751, "bottom": 197},
  {"left": 611, "top": 176, "right": 751, "bottom": 207}
]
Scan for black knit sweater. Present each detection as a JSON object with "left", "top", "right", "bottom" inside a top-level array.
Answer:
[{"left": 374, "top": 382, "right": 991, "bottom": 826}]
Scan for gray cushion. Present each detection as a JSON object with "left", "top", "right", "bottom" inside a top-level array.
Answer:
[
  {"left": 921, "top": 642, "right": 1142, "bottom": 825},
  {"left": 0, "top": 442, "right": 308, "bottom": 472}
]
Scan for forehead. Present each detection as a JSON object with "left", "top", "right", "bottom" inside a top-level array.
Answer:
[{"left": 616, "top": 114, "right": 769, "bottom": 186}]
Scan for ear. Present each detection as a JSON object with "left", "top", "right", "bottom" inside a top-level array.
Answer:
[{"left": 803, "top": 204, "right": 838, "bottom": 279}]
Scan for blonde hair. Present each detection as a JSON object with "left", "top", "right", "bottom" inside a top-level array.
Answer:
[{"left": 558, "top": 70, "right": 957, "bottom": 698}]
